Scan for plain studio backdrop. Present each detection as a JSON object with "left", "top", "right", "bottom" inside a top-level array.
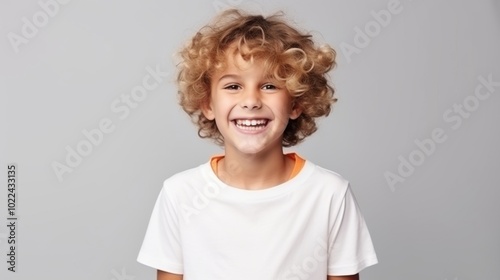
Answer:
[{"left": 1, "top": 0, "right": 499, "bottom": 279}]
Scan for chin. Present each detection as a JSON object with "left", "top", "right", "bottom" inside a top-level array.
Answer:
[{"left": 229, "top": 139, "right": 282, "bottom": 156}]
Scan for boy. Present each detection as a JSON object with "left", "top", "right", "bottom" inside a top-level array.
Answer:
[{"left": 137, "top": 9, "right": 378, "bottom": 280}]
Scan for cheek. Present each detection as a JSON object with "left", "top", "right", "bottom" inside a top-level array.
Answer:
[
  {"left": 274, "top": 97, "right": 293, "bottom": 115},
  {"left": 272, "top": 105, "right": 293, "bottom": 127},
  {"left": 212, "top": 98, "right": 235, "bottom": 118}
]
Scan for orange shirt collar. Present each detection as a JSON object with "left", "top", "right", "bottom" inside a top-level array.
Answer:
[{"left": 210, "top": 152, "right": 305, "bottom": 180}]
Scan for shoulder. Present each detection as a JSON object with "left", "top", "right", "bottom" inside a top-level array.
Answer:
[
  {"left": 307, "top": 161, "right": 349, "bottom": 186},
  {"left": 302, "top": 160, "right": 351, "bottom": 196},
  {"left": 163, "top": 163, "right": 206, "bottom": 184},
  {"left": 160, "top": 162, "right": 211, "bottom": 195}
]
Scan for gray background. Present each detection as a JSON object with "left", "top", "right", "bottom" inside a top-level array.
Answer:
[{"left": 1, "top": 0, "right": 499, "bottom": 279}]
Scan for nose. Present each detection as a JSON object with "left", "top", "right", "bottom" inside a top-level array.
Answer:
[{"left": 239, "top": 87, "right": 262, "bottom": 110}]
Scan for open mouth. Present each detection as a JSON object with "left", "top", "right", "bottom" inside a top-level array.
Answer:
[{"left": 233, "top": 119, "right": 269, "bottom": 131}]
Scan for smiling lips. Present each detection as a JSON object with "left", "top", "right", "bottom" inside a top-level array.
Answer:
[{"left": 233, "top": 119, "right": 269, "bottom": 131}]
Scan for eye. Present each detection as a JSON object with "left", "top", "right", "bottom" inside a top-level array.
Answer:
[
  {"left": 223, "top": 84, "right": 241, "bottom": 90},
  {"left": 262, "top": 84, "right": 277, "bottom": 90}
]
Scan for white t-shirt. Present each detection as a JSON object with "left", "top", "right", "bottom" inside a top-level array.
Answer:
[{"left": 137, "top": 157, "right": 378, "bottom": 279}]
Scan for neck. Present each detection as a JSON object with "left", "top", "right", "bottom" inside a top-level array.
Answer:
[{"left": 218, "top": 148, "right": 294, "bottom": 190}]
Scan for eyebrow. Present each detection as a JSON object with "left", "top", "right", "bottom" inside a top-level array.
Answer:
[
  {"left": 217, "top": 74, "right": 277, "bottom": 83},
  {"left": 217, "top": 74, "right": 240, "bottom": 82}
]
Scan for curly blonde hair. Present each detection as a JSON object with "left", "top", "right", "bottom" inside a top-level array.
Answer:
[{"left": 177, "top": 9, "right": 337, "bottom": 147}]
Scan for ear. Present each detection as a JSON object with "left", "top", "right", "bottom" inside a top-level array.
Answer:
[
  {"left": 289, "top": 102, "right": 302, "bottom": 120},
  {"left": 200, "top": 99, "right": 215, "bottom": 121}
]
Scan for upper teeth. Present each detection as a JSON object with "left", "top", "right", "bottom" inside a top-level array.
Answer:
[{"left": 236, "top": 119, "right": 267, "bottom": 126}]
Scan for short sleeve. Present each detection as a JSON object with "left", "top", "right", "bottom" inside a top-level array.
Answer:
[
  {"left": 327, "top": 184, "right": 378, "bottom": 276},
  {"left": 137, "top": 185, "right": 184, "bottom": 274}
]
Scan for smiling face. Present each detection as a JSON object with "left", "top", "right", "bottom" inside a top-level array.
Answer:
[{"left": 201, "top": 47, "right": 302, "bottom": 157}]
